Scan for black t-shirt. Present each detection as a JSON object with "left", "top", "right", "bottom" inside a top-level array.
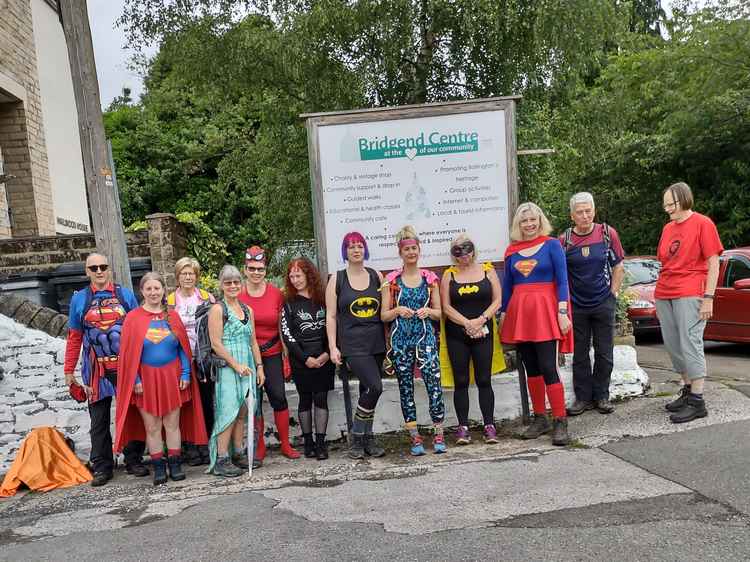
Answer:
[
  {"left": 336, "top": 268, "right": 386, "bottom": 357},
  {"left": 280, "top": 295, "right": 328, "bottom": 372},
  {"left": 446, "top": 271, "right": 492, "bottom": 339}
]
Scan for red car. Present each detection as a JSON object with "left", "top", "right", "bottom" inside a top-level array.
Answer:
[
  {"left": 623, "top": 257, "right": 661, "bottom": 335},
  {"left": 624, "top": 249, "right": 750, "bottom": 342}
]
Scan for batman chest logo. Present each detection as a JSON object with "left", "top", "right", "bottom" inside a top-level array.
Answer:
[
  {"left": 350, "top": 297, "right": 379, "bottom": 318},
  {"left": 514, "top": 259, "right": 538, "bottom": 278},
  {"left": 458, "top": 284, "right": 479, "bottom": 296}
]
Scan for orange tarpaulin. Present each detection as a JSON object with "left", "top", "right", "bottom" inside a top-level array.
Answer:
[{"left": 1, "top": 426, "right": 91, "bottom": 497}]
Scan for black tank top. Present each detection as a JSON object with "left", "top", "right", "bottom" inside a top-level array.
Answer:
[
  {"left": 336, "top": 267, "right": 386, "bottom": 356},
  {"left": 446, "top": 271, "right": 492, "bottom": 339}
]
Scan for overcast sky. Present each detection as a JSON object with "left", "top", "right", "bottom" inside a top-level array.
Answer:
[{"left": 90, "top": 0, "right": 685, "bottom": 108}]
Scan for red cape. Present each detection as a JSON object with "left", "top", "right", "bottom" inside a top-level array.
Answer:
[
  {"left": 114, "top": 307, "right": 208, "bottom": 452},
  {"left": 504, "top": 235, "right": 554, "bottom": 259}
]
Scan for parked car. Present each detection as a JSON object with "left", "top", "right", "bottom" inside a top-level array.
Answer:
[
  {"left": 704, "top": 247, "right": 750, "bottom": 344},
  {"left": 623, "top": 256, "right": 661, "bottom": 335},
  {"left": 623, "top": 248, "right": 750, "bottom": 343}
]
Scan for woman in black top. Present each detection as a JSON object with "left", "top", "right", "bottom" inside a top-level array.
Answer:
[
  {"left": 326, "top": 231, "right": 386, "bottom": 459},
  {"left": 280, "top": 258, "right": 334, "bottom": 460},
  {"left": 441, "top": 234, "right": 502, "bottom": 445}
]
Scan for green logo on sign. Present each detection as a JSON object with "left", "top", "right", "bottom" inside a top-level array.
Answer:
[{"left": 358, "top": 131, "right": 479, "bottom": 161}]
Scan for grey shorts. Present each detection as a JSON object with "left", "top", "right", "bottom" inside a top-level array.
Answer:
[{"left": 655, "top": 297, "right": 706, "bottom": 380}]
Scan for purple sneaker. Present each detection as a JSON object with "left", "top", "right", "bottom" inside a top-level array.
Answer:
[
  {"left": 455, "top": 425, "right": 471, "bottom": 445},
  {"left": 483, "top": 424, "right": 499, "bottom": 444}
]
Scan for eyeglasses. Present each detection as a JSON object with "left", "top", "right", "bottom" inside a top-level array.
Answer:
[
  {"left": 87, "top": 264, "right": 109, "bottom": 273},
  {"left": 663, "top": 201, "right": 677, "bottom": 210},
  {"left": 179, "top": 271, "right": 196, "bottom": 277},
  {"left": 246, "top": 266, "right": 266, "bottom": 273},
  {"left": 222, "top": 280, "right": 242, "bottom": 286}
]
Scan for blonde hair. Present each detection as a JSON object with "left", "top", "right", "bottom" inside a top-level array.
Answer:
[
  {"left": 395, "top": 225, "right": 419, "bottom": 247},
  {"left": 139, "top": 271, "right": 172, "bottom": 330},
  {"left": 510, "top": 202, "right": 553, "bottom": 241},
  {"left": 449, "top": 232, "right": 477, "bottom": 264},
  {"left": 175, "top": 256, "right": 201, "bottom": 281}
]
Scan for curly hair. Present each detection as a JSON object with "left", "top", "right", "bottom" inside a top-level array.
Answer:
[{"left": 285, "top": 258, "right": 325, "bottom": 306}]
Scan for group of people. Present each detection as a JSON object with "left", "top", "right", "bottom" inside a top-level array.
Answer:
[{"left": 64, "top": 181, "right": 722, "bottom": 487}]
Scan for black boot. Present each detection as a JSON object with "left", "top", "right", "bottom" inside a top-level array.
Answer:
[
  {"left": 348, "top": 433, "right": 365, "bottom": 459},
  {"left": 520, "top": 414, "right": 552, "bottom": 440},
  {"left": 183, "top": 442, "right": 202, "bottom": 467},
  {"left": 303, "top": 433, "right": 317, "bottom": 458},
  {"left": 665, "top": 385, "right": 691, "bottom": 412},
  {"left": 167, "top": 455, "right": 186, "bottom": 481},
  {"left": 198, "top": 445, "right": 210, "bottom": 465},
  {"left": 670, "top": 394, "right": 708, "bottom": 424},
  {"left": 152, "top": 457, "right": 168, "bottom": 485},
  {"left": 363, "top": 419, "right": 385, "bottom": 457},
  {"left": 315, "top": 433, "right": 329, "bottom": 460},
  {"left": 551, "top": 417, "right": 571, "bottom": 446}
]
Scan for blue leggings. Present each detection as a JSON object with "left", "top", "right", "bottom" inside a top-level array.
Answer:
[{"left": 393, "top": 344, "right": 445, "bottom": 425}]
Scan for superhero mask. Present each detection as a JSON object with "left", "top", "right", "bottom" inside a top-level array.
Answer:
[{"left": 451, "top": 241, "right": 475, "bottom": 258}]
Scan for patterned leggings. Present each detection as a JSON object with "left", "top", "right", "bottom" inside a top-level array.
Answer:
[{"left": 393, "top": 343, "right": 445, "bottom": 425}]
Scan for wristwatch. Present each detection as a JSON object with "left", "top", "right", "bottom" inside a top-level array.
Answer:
[{"left": 703, "top": 294, "right": 714, "bottom": 299}]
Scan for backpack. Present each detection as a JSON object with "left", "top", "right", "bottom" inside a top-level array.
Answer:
[
  {"left": 194, "top": 300, "right": 251, "bottom": 382},
  {"left": 563, "top": 223, "right": 616, "bottom": 279},
  {"left": 80, "top": 283, "right": 132, "bottom": 325}
]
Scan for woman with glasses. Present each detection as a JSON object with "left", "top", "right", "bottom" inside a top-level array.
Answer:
[
  {"left": 326, "top": 232, "right": 387, "bottom": 459},
  {"left": 115, "top": 272, "right": 207, "bottom": 485},
  {"left": 207, "top": 265, "right": 265, "bottom": 477},
  {"left": 239, "top": 246, "right": 300, "bottom": 461},
  {"left": 656, "top": 182, "right": 723, "bottom": 423},
  {"left": 441, "top": 234, "right": 502, "bottom": 445},
  {"left": 167, "top": 257, "right": 215, "bottom": 466}
]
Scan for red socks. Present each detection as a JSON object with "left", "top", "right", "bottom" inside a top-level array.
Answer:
[
  {"left": 167, "top": 449, "right": 181, "bottom": 457},
  {"left": 274, "top": 409, "right": 301, "bottom": 459},
  {"left": 546, "top": 382, "right": 567, "bottom": 418},
  {"left": 255, "top": 416, "right": 266, "bottom": 461},
  {"left": 526, "top": 376, "right": 547, "bottom": 415},
  {"left": 150, "top": 451, "right": 164, "bottom": 461}
]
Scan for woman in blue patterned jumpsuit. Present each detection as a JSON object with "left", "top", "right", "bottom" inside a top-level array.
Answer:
[{"left": 382, "top": 225, "right": 446, "bottom": 455}]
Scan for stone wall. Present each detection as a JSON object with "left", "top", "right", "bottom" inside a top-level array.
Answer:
[
  {"left": 0, "top": 231, "right": 150, "bottom": 275},
  {"left": 0, "top": 0, "right": 56, "bottom": 237}
]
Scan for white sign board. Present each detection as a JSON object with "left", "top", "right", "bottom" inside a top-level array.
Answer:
[{"left": 305, "top": 99, "right": 519, "bottom": 273}]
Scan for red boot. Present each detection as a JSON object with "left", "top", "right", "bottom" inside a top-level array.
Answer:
[
  {"left": 274, "top": 409, "right": 300, "bottom": 459},
  {"left": 254, "top": 415, "right": 266, "bottom": 461}
]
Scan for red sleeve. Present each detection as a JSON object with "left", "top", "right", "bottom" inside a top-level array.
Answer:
[
  {"left": 699, "top": 216, "right": 724, "bottom": 259},
  {"left": 609, "top": 227, "right": 626, "bottom": 261},
  {"left": 64, "top": 329, "right": 83, "bottom": 374}
]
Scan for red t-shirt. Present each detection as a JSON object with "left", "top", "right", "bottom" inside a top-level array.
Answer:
[
  {"left": 239, "top": 283, "right": 283, "bottom": 357},
  {"left": 655, "top": 212, "right": 723, "bottom": 299}
]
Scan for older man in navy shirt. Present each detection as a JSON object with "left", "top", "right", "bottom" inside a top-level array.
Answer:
[{"left": 560, "top": 193, "right": 625, "bottom": 415}]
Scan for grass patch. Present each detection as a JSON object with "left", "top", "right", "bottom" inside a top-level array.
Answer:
[{"left": 566, "top": 439, "right": 589, "bottom": 449}]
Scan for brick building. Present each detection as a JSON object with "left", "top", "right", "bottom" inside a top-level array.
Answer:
[{"left": 0, "top": 0, "right": 89, "bottom": 239}]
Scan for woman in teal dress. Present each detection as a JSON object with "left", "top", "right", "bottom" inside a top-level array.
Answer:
[{"left": 207, "top": 265, "right": 265, "bottom": 477}]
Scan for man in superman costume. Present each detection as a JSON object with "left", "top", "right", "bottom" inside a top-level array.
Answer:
[{"left": 64, "top": 253, "right": 146, "bottom": 486}]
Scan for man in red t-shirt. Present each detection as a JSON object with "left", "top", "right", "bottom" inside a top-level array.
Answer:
[
  {"left": 655, "top": 182, "right": 723, "bottom": 423},
  {"left": 238, "top": 246, "right": 300, "bottom": 460}
]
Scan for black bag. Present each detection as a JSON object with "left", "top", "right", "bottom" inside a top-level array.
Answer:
[{"left": 194, "top": 301, "right": 250, "bottom": 382}]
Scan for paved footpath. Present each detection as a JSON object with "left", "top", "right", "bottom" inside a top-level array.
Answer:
[{"left": 2, "top": 358, "right": 750, "bottom": 561}]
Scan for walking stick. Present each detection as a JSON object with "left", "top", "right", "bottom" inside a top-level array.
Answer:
[
  {"left": 515, "top": 347, "right": 530, "bottom": 425},
  {"left": 246, "top": 382, "right": 256, "bottom": 477},
  {"left": 338, "top": 362, "right": 354, "bottom": 435}
]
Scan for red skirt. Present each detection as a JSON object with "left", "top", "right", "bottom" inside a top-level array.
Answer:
[
  {"left": 501, "top": 282, "right": 573, "bottom": 353},
  {"left": 131, "top": 358, "right": 191, "bottom": 416}
]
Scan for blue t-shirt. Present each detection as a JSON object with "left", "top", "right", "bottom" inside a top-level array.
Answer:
[
  {"left": 135, "top": 318, "right": 191, "bottom": 384},
  {"left": 560, "top": 224, "right": 625, "bottom": 308},
  {"left": 501, "top": 239, "right": 569, "bottom": 312}
]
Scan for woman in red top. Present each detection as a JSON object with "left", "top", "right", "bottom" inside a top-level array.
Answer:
[
  {"left": 239, "top": 245, "right": 300, "bottom": 460},
  {"left": 655, "top": 182, "right": 723, "bottom": 424}
]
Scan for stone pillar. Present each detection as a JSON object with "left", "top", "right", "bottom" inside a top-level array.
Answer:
[{"left": 146, "top": 213, "right": 187, "bottom": 291}]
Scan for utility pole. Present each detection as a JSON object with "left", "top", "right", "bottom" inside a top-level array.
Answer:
[{"left": 59, "top": 0, "right": 132, "bottom": 290}]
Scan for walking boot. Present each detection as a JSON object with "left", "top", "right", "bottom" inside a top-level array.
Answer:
[
  {"left": 167, "top": 455, "right": 186, "bottom": 481},
  {"left": 198, "top": 445, "right": 210, "bottom": 465},
  {"left": 348, "top": 433, "right": 365, "bottom": 459},
  {"left": 670, "top": 394, "right": 708, "bottom": 424},
  {"left": 315, "top": 433, "right": 329, "bottom": 460},
  {"left": 231, "top": 451, "right": 250, "bottom": 469},
  {"left": 303, "top": 433, "right": 317, "bottom": 458},
  {"left": 665, "top": 385, "right": 691, "bottom": 412},
  {"left": 551, "top": 417, "right": 571, "bottom": 446},
  {"left": 364, "top": 434, "right": 385, "bottom": 457},
  {"left": 567, "top": 399, "right": 593, "bottom": 416},
  {"left": 594, "top": 399, "right": 615, "bottom": 414},
  {"left": 152, "top": 457, "right": 168, "bottom": 485},
  {"left": 274, "top": 409, "right": 301, "bottom": 459},
  {"left": 213, "top": 455, "right": 243, "bottom": 478},
  {"left": 183, "top": 442, "right": 202, "bottom": 467},
  {"left": 520, "top": 414, "right": 552, "bottom": 440}
]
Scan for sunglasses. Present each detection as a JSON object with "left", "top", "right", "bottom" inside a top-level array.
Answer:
[
  {"left": 87, "top": 264, "right": 109, "bottom": 273},
  {"left": 450, "top": 242, "right": 475, "bottom": 258},
  {"left": 245, "top": 266, "right": 266, "bottom": 273}
]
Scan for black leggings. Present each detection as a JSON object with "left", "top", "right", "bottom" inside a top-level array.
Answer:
[
  {"left": 446, "top": 334, "right": 494, "bottom": 426},
  {"left": 516, "top": 340, "right": 560, "bottom": 385},
  {"left": 261, "top": 353, "right": 288, "bottom": 411},
  {"left": 346, "top": 353, "right": 384, "bottom": 411}
]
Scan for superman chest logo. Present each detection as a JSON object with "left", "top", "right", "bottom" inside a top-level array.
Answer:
[
  {"left": 145, "top": 327, "right": 172, "bottom": 344},
  {"left": 514, "top": 259, "right": 538, "bottom": 277},
  {"left": 350, "top": 297, "right": 379, "bottom": 318},
  {"left": 84, "top": 304, "right": 126, "bottom": 331},
  {"left": 458, "top": 284, "right": 479, "bottom": 296}
]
